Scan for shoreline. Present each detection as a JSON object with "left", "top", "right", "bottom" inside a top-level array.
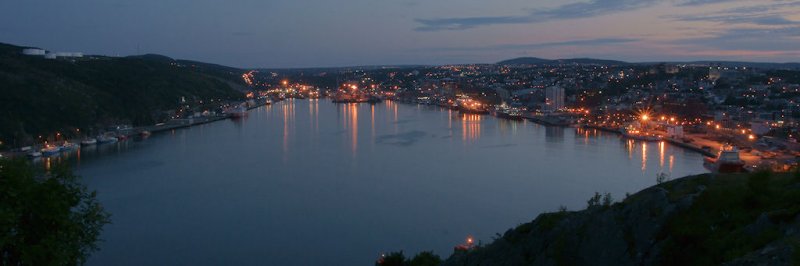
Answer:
[
  {"left": 7, "top": 99, "right": 717, "bottom": 162},
  {"left": 2, "top": 100, "right": 273, "bottom": 159},
  {"left": 582, "top": 124, "right": 716, "bottom": 157},
  {"left": 391, "top": 100, "right": 720, "bottom": 160}
]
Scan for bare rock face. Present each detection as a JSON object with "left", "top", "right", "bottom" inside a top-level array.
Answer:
[{"left": 442, "top": 175, "right": 800, "bottom": 266}]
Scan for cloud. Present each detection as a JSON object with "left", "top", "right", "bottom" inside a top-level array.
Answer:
[
  {"left": 675, "top": 26, "right": 800, "bottom": 52},
  {"left": 671, "top": 13, "right": 799, "bottom": 26},
  {"left": 232, "top": 31, "right": 254, "bottom": 36},
  {"left": 675, "top": 0, "right": 739, "bottom": 6},
  {"left": 414, "top": 0, "right": 661, "bottom": 31},
  {"left": 415, "top": 16, "right": 533, "bottom": 31},
  {"left": 662, "top": 1, "right": 800, "bottom": 59},
  {"left": 668, "top": 1, "right": 800, "bottom": 26}
]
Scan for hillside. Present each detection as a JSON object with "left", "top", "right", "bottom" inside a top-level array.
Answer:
[
  {"left": 497, "top": 56, "right": 800, "bottom": 69},
  {"left": 0, "top": 43, "right": 248, "bottom": 145},
  {"left": 441, "top": 172, "right": 800, "bottom": 265},
  {"left": 497, "top": 57, "right": 629, "bottom": 66}
]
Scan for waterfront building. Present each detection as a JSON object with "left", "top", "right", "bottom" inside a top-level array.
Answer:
[
  {"left": 545, "top": 85, "right": 565, "bottom": 112},
  {"left": 667, "top": 125, "right": 684, "bottom": 138}
]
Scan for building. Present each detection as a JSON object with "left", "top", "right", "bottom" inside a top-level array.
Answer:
[
  {"left": 22, "top": 48, "right": 46, "bottom": 56},
  {"left": 667, "top": 125, "right": 684, "bottom": 138},
  {"left": 545, "top": 85, "right": 565, "bottom": 112}
]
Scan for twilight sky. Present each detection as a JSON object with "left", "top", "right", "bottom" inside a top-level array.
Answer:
[{"left": 1, "top": 0, "right": 799, "bottom": 68}]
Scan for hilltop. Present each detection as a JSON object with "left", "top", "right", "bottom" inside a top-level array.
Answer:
[
  {"left": 440, "top": 172, "right": 800, "bottom": 265},
  {"left": 497, "top": 57, "right": 629, "bottom": 66},
  {"left": 498, "top": 56, "right": 800, "bottom": 69},
  {"left": 0, "top": 42, "right": 249, "bottom": 145}
]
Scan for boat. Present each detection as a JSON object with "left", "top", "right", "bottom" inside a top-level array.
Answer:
[
  {"left": 41, "top": 145, "right": 61, "bottom": 157},
  {"left": 457, "top": 99, "right": 489, "bottom": 114},
  {"left": 27, "top": 151, "right": 42, "bottom": 158},
  {"left": 704, "top": 146, "right": 746, "bottom": 173},
  {"left": 225, "top": 105, "right": 248, "bottom": 118},
  {"left": 139, "top": 130, "right": 152, "bottom": 138},
  {"left": 332, "top": 91, "right": 367, "bottom": 103},
  {"left": 265, "top": 98, "right": 273, "bottom": 105},
  {"left": 97, "top": 135, "right": 118, "bottom": 144},
  {"left": 60, "top": 142, "right": 79, "bottom": 151},
  {"left": 620, "top": 126, "right": 660, "bottom": 141},
  {"left": 81, "top": 138, "right": 97, "bottom": 146},
  {"left": 494, "top": 104, "right": 524, "bottom": 120},
  {"left": 366, "top": 95, "right": 383, "bottom": 104}
]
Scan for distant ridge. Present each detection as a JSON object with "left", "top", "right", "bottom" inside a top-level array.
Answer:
[
  {"left": 497, "top": 57, "right": 628, "bottom": 66},
  {"left": 658, "top": 61, "right": 800, "bottom": 70},
  {"left": 498, "top": 57, "right": 800, "bottom": 69}
]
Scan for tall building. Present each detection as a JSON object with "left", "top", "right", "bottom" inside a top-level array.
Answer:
[{"left": 545, "top": 85, "right": 565, "bottom": 112}]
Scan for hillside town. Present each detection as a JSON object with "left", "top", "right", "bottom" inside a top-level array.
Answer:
[
  {"left": 246, "top": 61, "right": 800, "bottom": 172},
  {"left": 4, "top": 43, "right": 800, "bottom": 173}
]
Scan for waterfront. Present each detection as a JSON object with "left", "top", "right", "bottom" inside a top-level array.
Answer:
[{"left": 65, "top": 99, "right": 707, "bottom": 265}]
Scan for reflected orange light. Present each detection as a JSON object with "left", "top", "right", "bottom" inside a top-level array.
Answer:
[{"left": 642, "top": 142, "right": 647, "bottom": 172}]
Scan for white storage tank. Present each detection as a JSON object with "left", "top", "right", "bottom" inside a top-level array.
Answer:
[
  {"left": 22, "top": 48, "right": 46, "bottom": 56},
  {"left": 53, "top": 52, "right": 84, "bottom": 58}
]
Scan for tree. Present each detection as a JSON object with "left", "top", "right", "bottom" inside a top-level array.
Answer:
[
  {"left": 376, "top": 250, "right": 442, "bottom": 266},
  {"left": 408, "top": 251, "right": 442, "bottom": 266},
  {"left": 0, "top": 159, "right": 110, "bottom": 265},
  {"left": 587, "top": 192, "right": 602, "bottom": 208}
]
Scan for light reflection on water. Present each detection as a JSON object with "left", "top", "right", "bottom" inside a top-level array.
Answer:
[{"left": 58, "top": 100, "right": 707, "bottom": 265}]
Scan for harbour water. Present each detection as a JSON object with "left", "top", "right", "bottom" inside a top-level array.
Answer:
[{"left": 57, "top": 99, "right": 706, "bottom": 265}]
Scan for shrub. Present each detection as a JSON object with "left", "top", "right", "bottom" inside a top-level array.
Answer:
[
  {"left": 602, "top": 193, "right": 614, "bottom": 206},
  {"left": 408, "top": 251, "right": 442, "bottom": 266},
  {"left": 378, "top": 251, "right": 406, "bottom": 266},
  {"left": 0, "top": 159, "right": 110, "bottom": 265},
  {"left": 377, "top": 250, "right": 443, "bottom": 266},
  {"left": 747, "top": 170, "right": 771, "bottom": 195},
  {"left": 587, "top": 192, "right": 602, "bottom": 208},
  {"left": 657, "top": 172, "right": 670, "bottom": 184}
]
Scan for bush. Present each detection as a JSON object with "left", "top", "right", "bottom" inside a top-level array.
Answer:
[
  {"left": 408, "top": 251, "right": 442, "bottom": 266},
  {"left": 657, "top": 172, "right": 670, "bottom": 184},
  {"left": 377, "top": 250, "right": 442, "bottom": 266},
  {"left": 747, "top": 170, "right": 771, "bottom": 195},
  {"left": 587, "top": 192, "right": 602, "bottom": 208},
  {"left": 602, "top": 193, "right": 614, "bottom": 207},
  {"left": 0, "top": 159, "right": 110, "bottom": 265},
  {"left": 378, "top": 251, "right": 406, "bottom": 266}
]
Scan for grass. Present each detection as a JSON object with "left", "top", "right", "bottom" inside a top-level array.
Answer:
[{"left": 658, "top": 171, "right": 800, "bottom": 265}]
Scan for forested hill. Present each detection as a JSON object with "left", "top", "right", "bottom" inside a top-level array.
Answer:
[{"left": 0, "top": 42, "right": 248, "bottom": 145}]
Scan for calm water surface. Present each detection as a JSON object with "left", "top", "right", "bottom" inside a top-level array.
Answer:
[{"left": 58, "top": 100, "right": 706, "bottom": 265}]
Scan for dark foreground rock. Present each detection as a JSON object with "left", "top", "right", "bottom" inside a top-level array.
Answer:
[{"left": 441, "top": 173, "right": 800, "bottom": 266}]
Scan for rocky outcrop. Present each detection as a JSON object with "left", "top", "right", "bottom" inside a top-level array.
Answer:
[{"left": 442, "top": 174, "right": 800, "bottom": 266}]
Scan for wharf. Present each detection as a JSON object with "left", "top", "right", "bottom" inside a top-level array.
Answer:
[
  {"left": 523, "top": 113, "right": 573, "bottom": 127},
  {"left": 581, "top": 124, "right": 621, "bottom": 134},
  {"left": 663, "top": 137, "right": 715, "bottom": 157}
]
